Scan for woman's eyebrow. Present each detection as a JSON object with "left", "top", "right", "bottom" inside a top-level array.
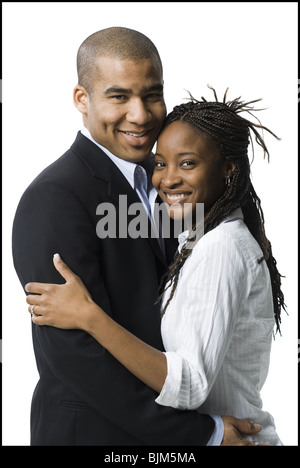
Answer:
[{"left": 155, "top": 152, "right": 199, "bottom": 158}]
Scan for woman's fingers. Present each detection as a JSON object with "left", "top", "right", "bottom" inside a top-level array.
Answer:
[
  {"left": 30, "top": 308, "right": 48, "bottom": 326},
  {"left": 24, "top": 254, "right": 89, "bottom": 329},
  {"left": 53, "top": 254, "right": 78, "bottom": 283},
  {"left": 26, "top": 292, "right": 48, "bottom": 318},
  {"left": 27, "top": 301, "right": 50, "bottom": 325},
  {"left": 25, "top": 254, "right": 78, "bottom": 296},
  {"left": 28, "top": 303, "right": 40, "bottom": 316},
  {"left": 26, "top": 294, "right": 41, "bottom": 306},
  {"left": 25, "top": 282, "right": 49, "bottom": 295},
  {"left": 31, "top": 314, "right": 45, "bottom": 325}
]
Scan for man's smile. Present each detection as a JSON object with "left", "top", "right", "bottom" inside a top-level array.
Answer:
[{"left": 119, "top": 129, "right": 153, "bottom": 147}]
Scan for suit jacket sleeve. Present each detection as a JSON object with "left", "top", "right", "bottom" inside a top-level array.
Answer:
[{"left": 12, "top": 175, "right": 215, "bottom": 446}]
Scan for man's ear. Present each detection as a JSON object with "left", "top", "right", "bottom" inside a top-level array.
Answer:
[{"left": 73, "top": 85, "right": 89, "bottom": 114}]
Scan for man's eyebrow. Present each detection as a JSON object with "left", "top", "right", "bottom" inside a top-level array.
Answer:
[
  {"left": 104, "top": 87, "right": 132, "bottom": 95},
  {"left": 104, "top": 84, "right": 164, "bottom": 95},
  {"left": 143, "top": 84, "right": 164, "bottom": 93}
]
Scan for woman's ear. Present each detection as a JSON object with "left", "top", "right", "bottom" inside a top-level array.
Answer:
[
  {"left": 224, "top": 160, "right": 236, "bottom": 178},
  {"left": 73, "top": 85, "right": 89, "bottom": 115}
]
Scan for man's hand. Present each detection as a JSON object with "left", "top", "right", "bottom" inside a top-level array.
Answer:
[{"left": 222, "top": 416, "right": 266, "bottom": 446}]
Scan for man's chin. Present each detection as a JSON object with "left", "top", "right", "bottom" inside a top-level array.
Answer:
[{"left": 120, "top": 147, "right": 153, "bottom": 163}]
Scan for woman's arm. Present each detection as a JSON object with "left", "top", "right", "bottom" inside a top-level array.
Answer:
[
  {"left": 25, "top": 256, "right": 264, "bottom": 445},
  {"left": 87, "top": 304, "right": 167, "bottom": 393},
  {"left": 26, "top": 254, "right": 167, "bottom": 394}
]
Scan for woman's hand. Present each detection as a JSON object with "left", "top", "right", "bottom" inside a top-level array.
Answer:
[
  {"left": 26, "top": 255, "right": 168, "bottom": 393},
  {"left": 26, "top": 254, "right": 96, "bottom": 330}
]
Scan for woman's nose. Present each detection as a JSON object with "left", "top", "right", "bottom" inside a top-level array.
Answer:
[{"left": 162, "top": 168, "right": 183, "bottom": 187}]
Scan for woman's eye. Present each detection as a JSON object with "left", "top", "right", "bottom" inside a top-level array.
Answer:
[
  {"left": 181, "top": 161, "right": 195, "bottom": 167},
  {"left": 155, "top": 161, "right": 165, "bottom": 167}
]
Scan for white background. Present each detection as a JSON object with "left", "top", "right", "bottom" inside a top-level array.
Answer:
[{"left": 2, "top": 2, "right": 298, "bottom": 446}]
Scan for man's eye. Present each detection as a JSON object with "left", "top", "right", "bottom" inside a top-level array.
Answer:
[
  {"left": 146, "top": 93, "right": 163, "bottom": 101},
  {"left": 111, "top": 95, "right": 127, "bottom": 101}
]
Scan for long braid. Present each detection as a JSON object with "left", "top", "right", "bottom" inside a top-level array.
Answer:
[{"left": 158, "top": 87, "right": 286, "bottom": 334}]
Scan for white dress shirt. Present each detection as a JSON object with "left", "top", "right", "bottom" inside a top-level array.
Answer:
[{"left": 155, "top": 208, "right": 282, "bottom": 445}]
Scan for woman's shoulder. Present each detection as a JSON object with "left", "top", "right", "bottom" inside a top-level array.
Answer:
[{"left": 195, "top": 209, "right": 264, "bottom": 268}]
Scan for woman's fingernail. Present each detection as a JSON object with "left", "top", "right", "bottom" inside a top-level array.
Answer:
[
  {"left": 253, "top": 424, "right": 262, "bottom": 431},
  {"left": 53, "top": 253, "right": 61, "bottom": 260}
]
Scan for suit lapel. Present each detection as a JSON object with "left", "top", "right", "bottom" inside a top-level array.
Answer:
[{"left": 71, "top": 132, "right": 168, "bottom": 266}]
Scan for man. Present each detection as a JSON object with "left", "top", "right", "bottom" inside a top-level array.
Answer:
[{"left": 12, "top": 27, "right": 261, "bottom": 446}]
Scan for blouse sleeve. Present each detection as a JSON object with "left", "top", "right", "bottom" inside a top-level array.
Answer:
[{"left": 155, "top": 229, "right": 252, "bottom": 410}]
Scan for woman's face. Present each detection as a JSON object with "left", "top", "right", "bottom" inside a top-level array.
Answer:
[{"left": 152, "top": 120, "right": 235, "bottom": 220}]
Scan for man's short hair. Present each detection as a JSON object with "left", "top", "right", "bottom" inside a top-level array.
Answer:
[{"left": 77, "top": 27, "right": 163, "bottom": 94}]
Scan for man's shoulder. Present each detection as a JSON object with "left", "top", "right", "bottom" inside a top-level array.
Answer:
[
  {"left": 15, "top": 135, "right": 91, "bottom": 209},
  {"left": 24, "top": 132, "right": 105, "bottom": 191},
  {"left": 34, "top": 132, "right": 113, "bottom": 186},
  {"left": 31, "top": 147, "right": 82, "bottom": 186}
]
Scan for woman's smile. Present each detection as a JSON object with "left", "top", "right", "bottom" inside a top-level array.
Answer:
[{"left": 163, "top": 191, "right": 193, "bottom": 204}]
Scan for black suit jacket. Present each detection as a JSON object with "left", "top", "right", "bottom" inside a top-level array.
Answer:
[{"left": 12, "top": 132, "right": 215, "bottom": 446}]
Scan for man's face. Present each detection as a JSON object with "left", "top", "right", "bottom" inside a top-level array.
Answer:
[{"left": 75, "top": 56, "right": 166, "bottom": 163}]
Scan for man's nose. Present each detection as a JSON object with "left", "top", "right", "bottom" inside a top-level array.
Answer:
[{"left": 126, "top": 99, "right": 151, "bottom": 125}]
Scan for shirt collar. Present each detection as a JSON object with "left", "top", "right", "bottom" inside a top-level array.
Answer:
[
  {"left": 81, "top": 127, "right": 138, "bottom": 189},
  {"left": 177, "top": 208, "right": 244, "bottom": 252}
]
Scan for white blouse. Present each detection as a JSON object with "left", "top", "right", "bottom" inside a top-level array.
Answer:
[{"left": 155, "top": 208, "right": 282, "bottom": 445}]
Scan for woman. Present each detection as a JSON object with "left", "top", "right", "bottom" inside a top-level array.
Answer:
[{"left": 26, "top": 88, "right": 285, "bottom": 445}]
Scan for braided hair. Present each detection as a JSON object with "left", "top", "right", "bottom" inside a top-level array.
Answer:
[{"left": 158, "top": 86, "right": 286, "bottom": 334}]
